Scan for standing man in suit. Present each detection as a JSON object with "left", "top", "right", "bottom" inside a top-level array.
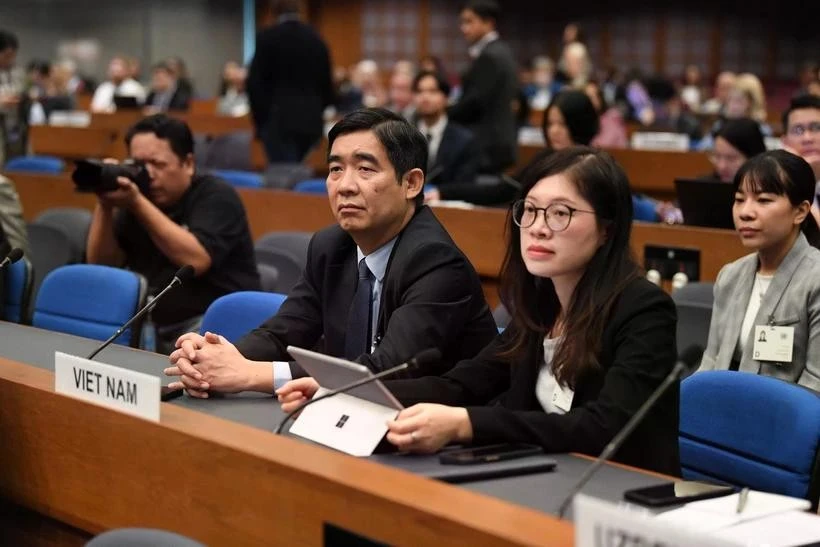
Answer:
[
  {"left": 165, "top": 108, "right": 497, "bottom": 398},
  {"left": 448, "top": 1, "right": 518, "bottom": 175},
  {"left": 413, "top": 70, "right": 480, "bottom": 201},
  {"left": 247, "top": 0, "right": 334, "bottom": 163}
]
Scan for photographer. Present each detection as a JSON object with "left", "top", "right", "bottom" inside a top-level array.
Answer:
[{"left": 85, "top": 114, "right": 260, "bottom": 353}]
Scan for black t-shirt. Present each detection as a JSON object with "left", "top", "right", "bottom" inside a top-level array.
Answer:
[{"left": 115, "top": 174, "right": 260, "bottom": 326}]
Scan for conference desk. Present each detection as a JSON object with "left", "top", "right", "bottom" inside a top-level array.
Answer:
[
  {"left": 0, "top": 321, "right": 669, "bottom": 545},
  {"left": 8, "top": 172, "right": 748, "bottom": 307}
]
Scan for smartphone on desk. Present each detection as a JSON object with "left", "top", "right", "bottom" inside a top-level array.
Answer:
[
  {"left": 439, "top": 443, "right": 543, "bottom": 465},
  {"left": 624, "top": 481, "right": 736, "bottom": 507}
]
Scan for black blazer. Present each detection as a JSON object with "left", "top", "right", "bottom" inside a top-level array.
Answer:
[
  {"left": 145, "top": 86, "right": 192, "bottom": 112},
  {"left": 235, "top": 206, "right": 497, "bottom": 378},
  {"left": 448, "top": 39, "right": 518, "bottom": 174},
  {"left": 387, "top": 278, "right": 681, "bottom": 476},
  {"left": 427, "top": 122, "right": 480, "bottom": 188},
  {"left": 247, "top": 20, "right": 334, "bottom": 142}
]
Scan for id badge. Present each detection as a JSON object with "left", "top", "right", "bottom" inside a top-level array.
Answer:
[
  {"left": 752, "top": 325, "right": 794, "bottom": 363},
  {"left": 551, "top": 383, "right": 575, "bottom": 413}
]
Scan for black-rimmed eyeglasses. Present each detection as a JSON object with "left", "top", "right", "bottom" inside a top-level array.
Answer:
[{"left": 512, "top": 199, "right": 596, "bottom": 231}]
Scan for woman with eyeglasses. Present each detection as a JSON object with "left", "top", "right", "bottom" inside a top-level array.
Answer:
[
  {"left": 697, "top": 150, "right": 820, "bottom": 390},
  {"left": 277, "top": 147, "right": 681, "bottom": 474}
]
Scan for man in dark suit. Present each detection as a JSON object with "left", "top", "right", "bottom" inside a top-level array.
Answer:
[
  {"left": 413, "top": 70, "right": 480, "bottom": 201},
  {"left": 144, "top": 62, "right": 192, "bottom": 113},
  {"left": 165, "top": 108, "right": 497, "bottom": 398},
  {"left": 448, "top": 1, "right": 518, "bottom": 175},
  {"left": 246, "top": 0, "right": 334, "bottom": 163}
]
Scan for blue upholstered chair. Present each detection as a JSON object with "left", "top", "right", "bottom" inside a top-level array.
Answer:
[
  {"left": 3, "top": 256, "right": 34, "bottom": 323},
  {"left": 680, "top": 371, "right": 820, "bottom": 508},
  {"left": 5, "top": 155, "right": 65, "bottom": 174},
  {"left": 199, "top": 291, "right": 286, "bottom": 343},
  {"left": 292, "top": 178, "right": 327, "bottom": 194},
  {"left": 32, "top": 264, "right": 147, "bottom": 347},
  {"left": 211, "top": 169, "right": 264, "bottom": 189}
]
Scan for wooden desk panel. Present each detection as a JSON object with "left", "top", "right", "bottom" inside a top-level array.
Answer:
[
  {"left": 29, "top": 126, "right": 120, "bottom": 162},
  {"left": 0, "top": 357, "right": 572, "bottom": 546},
  {"left": 8, "top": 173, "right": 747, "bottom": 285}
]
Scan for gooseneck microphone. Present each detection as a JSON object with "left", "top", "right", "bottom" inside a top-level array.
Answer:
[
  {"left": 0, "top": 248, "right": 24, "bottom": 270},
  {"left": 87, "top": 265, "right": 195, "bottom": 360},
  {"left": 555, "top": 345, "right": 704, "bottom": 519},
  {"left": 274, "top": 348, "right": 442, "bottom": 435}
]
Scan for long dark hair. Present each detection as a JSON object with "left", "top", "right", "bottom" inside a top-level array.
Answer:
[
  {"left": 499, "top": 147, "right": 640, "bottom": 387},
  {"left": 542, "top": 90, "right": 600, "bottom": 149},
  {"left": 733, "top": 149, "right": 820, "bottom": 249}
]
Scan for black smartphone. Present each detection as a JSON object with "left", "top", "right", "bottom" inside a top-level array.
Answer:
[
  {"left": 439, "top": 443, "right": 543, "bottom": 465},
  {"left": 160, "top": 386, "right": 184, "bottom": 402},
  {"left": 624, "top": 481, "right": 736, "bottom": 507}
]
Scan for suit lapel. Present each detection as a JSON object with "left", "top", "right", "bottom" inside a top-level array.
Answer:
[
  {"left": 324, "top": 250, "right": 358, "bottom": 358},
  {"left": 723, "top": 258, "right": 757, "bottom": 369}
]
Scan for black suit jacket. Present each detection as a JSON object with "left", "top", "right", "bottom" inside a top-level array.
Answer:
[
  {"left": 246, "top": 20, "right": 334, "bottom": 142},
  {"left": 235, "top": 206, "right": 497, "bottom": 378},
  {"left": 448, "top": 39, "right": 518, "bottom": 174},
  {"left": 387, "top": 278, "right": 681, "bottom": 475},
  {"left": 145, "top": 86, "right": 192, "bottom": 112},
  {"left": 426, "top": 122, "right": 480, "bottom": 188}
]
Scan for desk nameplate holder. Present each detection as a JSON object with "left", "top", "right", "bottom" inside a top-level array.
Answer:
[{"left": 54, "top": 351, "right": 160, "bottom": 422}]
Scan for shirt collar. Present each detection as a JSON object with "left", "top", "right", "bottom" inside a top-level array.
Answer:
[
  {"left": 468, "top": 31, "right": 499, "bottom": 59},
  {"left": 418, "top": 115, "right": 448, "bottom": 138},
  {"left": 356, "top": 236, "right": 397, "bottom": 282}
]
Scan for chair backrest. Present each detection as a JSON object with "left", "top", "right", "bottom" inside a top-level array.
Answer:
[
  {"left": 292, "top": 178, "right": 327, "bottom": 194},
  {"left": 5, "top": 155, "right": 65, "bottom": 174},
  {"left": 671, "top": 282, "right": 714, "bottom": 362},
  {"left": 26, "top": 223, "right": 77, "bottom": 299},
  {"left": 3, "top": 256, "right": 34, "bottom": 323},
  {"left": 256, "top": 262, "right": 280, "bottom": 293},
  {"left": 255, "top": 231, "right": 312, "bottom": 265},
  {"left": 32, "top": 264, "right": 147, "bottom": 347},
  {"left": 32, "top": 207, "right": 93, "bottom": 262},
  {"left": 199, "top": 291, "right": 286, "bottom": 343},
  {"left": 211, "top": 169, "right": 263, "bottom": 189},
  {"left": 85, "top": 528, "right": 205, "bottom": 547},
  {"left": 199, "top": 130, "right": 253, "bottom": 171},
  {"left": 680, "top": 371, "right": 820, "bottom": 508},
  {"left": 254, "top": 248, "right": 303, "bottom": 294}
]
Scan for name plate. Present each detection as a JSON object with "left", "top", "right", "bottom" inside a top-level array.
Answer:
[
  {"left": 54, "top": 351, "right": 160, "bottom": 422},
  {"left": 574, "top": 494, "right": 733, "bottom": 547}
]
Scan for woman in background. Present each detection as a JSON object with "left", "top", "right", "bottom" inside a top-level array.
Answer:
[
  {"left": 698, "top": 150, "right": 820, "bottom": 391},
  {"left": 217, "top": 61, "right": 249, "bottom": 117},
  {"left": 709, "top": 118, "right": 767, "bottom": 182}
]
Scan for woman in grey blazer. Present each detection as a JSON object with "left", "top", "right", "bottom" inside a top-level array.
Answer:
[{"left": 699, "top": 150, "right": 820, "bottom": 392}]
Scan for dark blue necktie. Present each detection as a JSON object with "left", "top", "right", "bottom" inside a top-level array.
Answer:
[{"left": 344, "top": 258, "right": 373, "bottom": 360}]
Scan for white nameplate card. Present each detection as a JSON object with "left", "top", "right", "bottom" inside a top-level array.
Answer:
[
  {"left": 54, "top": 351, "right": 160, "bottom": 422},
  {"left": 574, "top": 494, "right": 733, "bottom": 547},
  {"left": 288, "top": 387, "right": 399, "bottom": 457}
]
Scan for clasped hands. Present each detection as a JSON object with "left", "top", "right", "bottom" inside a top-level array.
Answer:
[{"left": 165, "top": 331, "right": 256, "bottom": 398}]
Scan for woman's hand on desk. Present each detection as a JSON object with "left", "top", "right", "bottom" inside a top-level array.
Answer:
[
  {"left": 386, "top": 404, "right": 473, "bottom": 454},
  {"left": 276, "top": 378, "right": 320, "bottom": 412}
]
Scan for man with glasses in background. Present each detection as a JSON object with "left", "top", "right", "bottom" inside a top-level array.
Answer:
[{"left": 781, "top": 95, "right": 820, "bottom": 223}]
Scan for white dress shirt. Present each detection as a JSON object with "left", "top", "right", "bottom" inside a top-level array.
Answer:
[
  {"left": 272, "top": 237, "right": 398, "bottom": 389},
  {"left": 468, "top": 31, "right": 499, "bottom": 59},
  {"left": 90, "top": 79, "right": 147, "bottom": 112}
]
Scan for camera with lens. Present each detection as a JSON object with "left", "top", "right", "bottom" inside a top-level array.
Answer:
[{"left": 71, "top": 159, "right": 151, "bottom": 194}]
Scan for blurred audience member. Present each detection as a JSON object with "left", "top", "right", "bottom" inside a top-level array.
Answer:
[
  {"left": 541, "top": 90, "right": 599, "bottom": 151},
  {"left": 780, "top": 95, "right": 820, "bottom": 223},
  {"left": 701, "top": 71, "right": 736, "bottom": 115},
  {"left": 709, "top": 118, "right": 767, "bottom": 182},
  {"left": 558, "top": 42, "right": 592, "bottom": 89},
  {"left": 165, "top": 56, "right": 195, "bottom": 100},
  {"left": 351, "top": 60, "right": 387, "bottom": 108},
  {"left": 585, "top": 81, "right": 627, "bottom": 149},
  {"left": 419, "top": 55, "right": 448, "bottom": 81},
  {"left": 795, "top": 62, "right": 819, "bottom": 98},
  {"left": 217, "top": 61, "right": 249, "bottom": 117},
  {"left": 144, "top": 62, "right": 191, "bottom": 114},
  {"left": 0, "top": 29, "right": 24, "bottom": 166},
  {"left": 332, "top": 65, "right": 362, "bottom": 114},
  {"left": 387, "top": 70, "right": 415, "bottom": 120},
  {"left": 680, "top": 64, "right": 705, "bottom": 112},
  {"left": 125, "top": 56, "right": 142, "bottom": 83},
  {"left": 646, "top": 76, "right": 703, "bottom": 142},
  {"left": 90, "top": 56, "right": 146, "bottom": 113},
  {"left": 562, "top": 22, "right": 584, "bottom": 46},
  {"left": 27, "top": 60, "right": 75, "bottom": 124},
  {"left": 712, "top": 73, "right": 771, "bottom": 137},
  {"left": 0, "top": 173, "right": 29, "bottom": 252},
  {"left": 412, "top": 70, "right": 479, "bottom": 201},
  {"left": 623, "top": 68, "right": 654, "bottom": 125},
  {"left": 449, "top": 0, "right": 518, "bottom": 175},
  {"left": 247, "top": 0, "right": 333, "bottom": 162},
  {"left": 523, "top": 56, "right": 561, "bottom": 111}
]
